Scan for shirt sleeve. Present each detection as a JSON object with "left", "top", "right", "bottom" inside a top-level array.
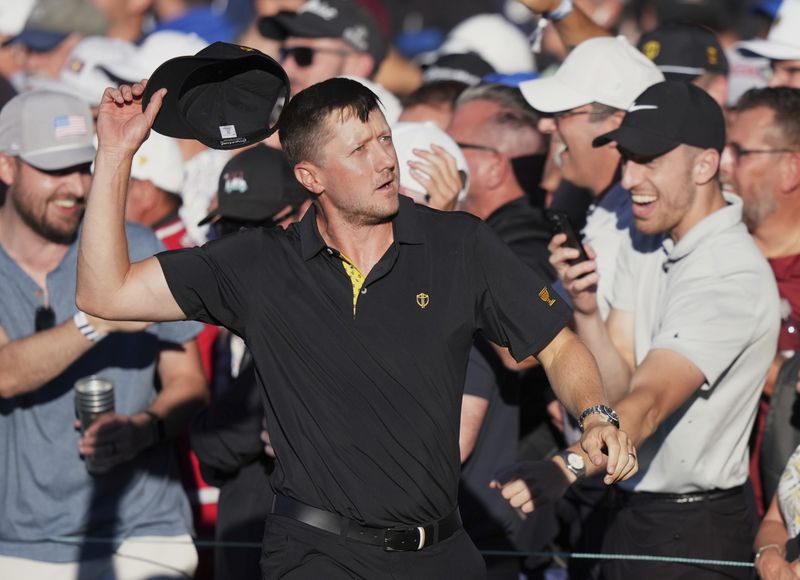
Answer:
[
  {"left": 470, "top": 221, "right": 571, "bottom": 362},
  {"left": 156, "top": 229, "right": 265, "bottom": 337},
  {"left": 124, "top": 222, "right": 203, "bottom": 344}
]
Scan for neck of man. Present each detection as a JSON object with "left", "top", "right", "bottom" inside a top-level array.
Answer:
[
  {"left": 0, "top": 205, "right": 72, "bottom": 286},
  {"left": 315, "top": 206, "right": 395, "bottom": 277},
  {"left": 671, "top": 182, "right": 727, "bottom": 242},
  {"left": 753, "top": 203, "right": 800, "bottom": 259}
]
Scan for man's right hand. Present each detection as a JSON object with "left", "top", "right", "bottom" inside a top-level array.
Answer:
[
  {"left": 96, "top": 81, "right": 166, "bottom": 156},
  {"left": 548, "top": 232, "right": 599, "bottom": 316}
]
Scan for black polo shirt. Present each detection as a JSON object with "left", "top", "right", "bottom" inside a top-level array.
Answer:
[{"left": 157, "top": 195, "right": 570, "bottom": 527}]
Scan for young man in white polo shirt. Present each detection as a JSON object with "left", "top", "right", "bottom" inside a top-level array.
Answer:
[{"left": 512, "top": 81, "right": 780, "bottom": 578}]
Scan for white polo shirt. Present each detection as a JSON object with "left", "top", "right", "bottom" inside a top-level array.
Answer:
[{"left": 611, "top": 193, "right": 780, "bottom": 493}]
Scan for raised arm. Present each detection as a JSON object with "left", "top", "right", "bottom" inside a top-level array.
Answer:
[
  {"left": 516, "top": 0, "right": 611, "bottom": 52},
  {"left": 76, "top": 82, "right": 185, "bottom": 322}
]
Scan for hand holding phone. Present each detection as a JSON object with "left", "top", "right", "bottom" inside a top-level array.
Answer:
[{"left": 548, "top": 212, "right": 590, "bottom": 265}]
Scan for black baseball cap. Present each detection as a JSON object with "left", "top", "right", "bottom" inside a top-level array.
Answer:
[
  {"left": 199, "top": 144, "right": 309, "bottom": 225},
  {"left": 142, "top": 42, "right": 290, "bottom": 150},
  {"left": 637, "top": 24, "right": 728, "bottom": 81},
  {"left": 258, "top": 0, "right": 387, "bottom": 71},
  {"left": 592, "top": 80, "right": 725, "bottom": 157}
]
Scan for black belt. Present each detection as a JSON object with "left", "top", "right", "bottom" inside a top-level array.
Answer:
[
  {"left": 617, "top": 485, "right": 744, "bottom": 505},
  {"left": 271, "top": 495, "right": 462, "bottom": 552}
]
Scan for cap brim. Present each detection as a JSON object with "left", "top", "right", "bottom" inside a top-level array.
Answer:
[
  {"left": 197, "top": 208, "right": 219, "bottom": 226},
  {"left": 519, "top": 76, "right": 592, "bottom": 113},
  {"left": 592, "top": 126, "right": 679, "bottom": 157},
  {"left": 736, "top": 39, "right": 800, "bottom": 61},
  {"left": 142, "top": 54, "right": 213, "bottom": 139},
  {"left": 4, "top": 29, "right": 68, "bottom": 52},
  {"left": 258, "top": 14, "right": 291, "bottom": 40},
  {"left": 22, "top": 145, "right": 96, "bottom": 171}
]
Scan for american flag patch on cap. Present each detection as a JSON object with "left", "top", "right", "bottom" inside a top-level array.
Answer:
[{"left": 53, "top": 115, "right": 87, "bottom": 139}]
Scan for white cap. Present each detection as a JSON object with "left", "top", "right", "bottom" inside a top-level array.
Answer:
[
  {"left": 130, "top": 132, "right": 184, "bottom": 195},
  {"left": 343, "top": 76, "right": 402, "bottom": 124},
  {"left": 439, "top": 14, "right": 534, "bottom": 74},
  {"left": 100, "top": 30, "right": 208, "bottom": 83},
  {"left": 520, "top": 36, "right": 664, "bottom": 113},
  {"left": 0, "top": 90, "right": 94, "bottom": 171},
  {"left": 0, "top": 0, "right": 36, "bottom": 36},
  {"left": 28, "top": 36, "right": 136, "bottom": 106},
  {"left": 737, "top": 0, "right": 800, "bottom": 61},
  {"left": 391, "top": 121, "right": 470, "bottom": 203}
]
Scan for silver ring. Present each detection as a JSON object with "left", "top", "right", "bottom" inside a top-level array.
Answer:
[{"left": 627, "top": 452, "right": 636, "bottom": 458}]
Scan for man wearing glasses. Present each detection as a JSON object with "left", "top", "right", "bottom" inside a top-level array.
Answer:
[
  {"left": 0, "top": 90, "right": 207, "bottom": 579},
  {"left": 257, "top": 0, "right": 387, "bottom": 96},
  {"left": 520, "top": 36, "right": 663, "bottom": 323},
  {"left": 722, "top": 86, "right": 800, "bottom": 522}
]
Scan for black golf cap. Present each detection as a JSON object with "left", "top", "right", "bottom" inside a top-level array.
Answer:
[
  {"left": 142, "top": 42, "right": 290, "bottom": 150},
  {"left": 592, "top": 80, "right": 725, "bottom": 158},
  {"left": 199, "top": 144, "right": 309, "bottom": 225},
  {"left": 258, "top": 0, "right": 387, "bottom": 70},
  {"left": 637, "top": 23, "right": 728, "bottom": 81}
]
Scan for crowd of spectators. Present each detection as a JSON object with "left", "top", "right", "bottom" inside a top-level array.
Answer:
[{"left": 2, "top": 0, "right": 800, "bottom": 578}]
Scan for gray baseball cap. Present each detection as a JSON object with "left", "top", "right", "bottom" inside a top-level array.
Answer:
[{"left": 0, "top": 90, "right": 95, "bottom": 171}]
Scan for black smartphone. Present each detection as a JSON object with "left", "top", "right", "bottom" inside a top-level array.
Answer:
[{"left": 548, "top": 212, "right": 590, "bottom": 265}]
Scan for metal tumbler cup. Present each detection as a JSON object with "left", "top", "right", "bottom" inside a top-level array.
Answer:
[{"left": 74, "top": 375, "right": 114, "bottom": 474}]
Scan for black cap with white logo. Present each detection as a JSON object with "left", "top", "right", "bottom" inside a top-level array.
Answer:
[
  {"left": 142, "top": 42, "right": 290, "bottom": 150},
  {"left": 199, "top": 144, "right": 308, "bottom": 226},
  {"left": 592, "top": 80, "right": 725, "bottom": 158}
]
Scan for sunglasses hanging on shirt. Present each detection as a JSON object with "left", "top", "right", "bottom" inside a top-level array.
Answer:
[{"left": 35, "top": 305, "right": 55, "bottom": 332}]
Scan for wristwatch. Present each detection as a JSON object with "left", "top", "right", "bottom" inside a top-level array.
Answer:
[
  {"left": 557, "top": 451, "right": 586, "bottom": 480},
  {"left": 578, "top": 404, "right": 620, "bottom": 432}
]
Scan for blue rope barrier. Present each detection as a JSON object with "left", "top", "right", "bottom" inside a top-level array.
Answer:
[{"left": 42, "top": 536, "right": 754, "bottom": 568}]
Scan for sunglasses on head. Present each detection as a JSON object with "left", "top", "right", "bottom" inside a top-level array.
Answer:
[
  {"left": 279, "top": 46, "right": 353, "bottom": 68},
  {"left": 35, "top": 305, "right": 55, "bottom": 332}
]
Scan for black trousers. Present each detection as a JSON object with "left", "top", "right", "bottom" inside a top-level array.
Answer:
[
  {"left": 260, "top": 514, "right": 487, "bottom": 579},
  {"left": 599, "top": 487, "right": 756, "bottom": 580}
]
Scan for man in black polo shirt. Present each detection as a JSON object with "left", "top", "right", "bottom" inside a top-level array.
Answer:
[{"left": 78, "top": 77, "right": 637, "bottom": 579}]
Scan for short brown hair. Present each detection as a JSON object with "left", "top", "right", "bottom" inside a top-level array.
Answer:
[{"left": 279, "top": 77, "right": 382, "bottom": 166}]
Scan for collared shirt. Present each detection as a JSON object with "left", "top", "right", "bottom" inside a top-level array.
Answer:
[
  {"left": 610, "top": 193, "right": 780, "bottom": 493},
  {"left": 157, "top": 196, "right": 570, "bottom": 526}
]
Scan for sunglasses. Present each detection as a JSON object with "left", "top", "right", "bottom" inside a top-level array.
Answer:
[
  {"left": 35, "top": 305, "right": 55, "bottom": 332},
  {"left": 279, "top": 46, "right": 353, "bottom": 68}
]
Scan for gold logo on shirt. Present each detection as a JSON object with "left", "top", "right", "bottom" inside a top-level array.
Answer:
[
  {"left": 707, "top": 46, "right": 718, "bottom": 65},
  {"left": 642, "top": 40, "right": 660, "bottom": 61},
  {"left": 539, "top": 287, "right": 555, "bottom": 307},
  {"left": 416, "top": 293, "right": 430, "bottom": 309}
]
